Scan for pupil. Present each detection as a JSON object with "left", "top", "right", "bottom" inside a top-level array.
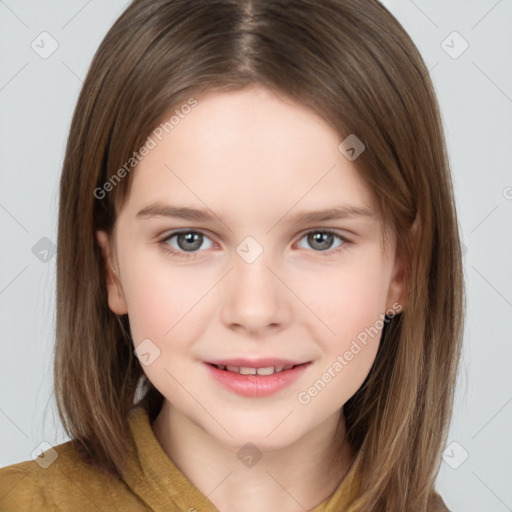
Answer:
[
  {"left": 309, "top": 232, "right": 333, "bottom": 251},
  {"left": 175, "top": 232, "right": 333, "bottom": 252},
  {"left": 178, "top": 232, "right": 202, "bottom": 251}
]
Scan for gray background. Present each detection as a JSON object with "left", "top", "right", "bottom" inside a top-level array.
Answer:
[{"left": 1, "top": 1, "right": 511, "bottom": 510}]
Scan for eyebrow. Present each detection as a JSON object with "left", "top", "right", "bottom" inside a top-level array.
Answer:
[{"left": 136, "top": 202, "right": 375, "bottom": 224}]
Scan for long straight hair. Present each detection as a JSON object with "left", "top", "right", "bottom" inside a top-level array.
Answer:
[{"left": 54, "top": 1, "right": 465, "bottom": 510}]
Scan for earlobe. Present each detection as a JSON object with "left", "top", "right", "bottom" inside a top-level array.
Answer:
[
  {"left": 386, "top": 217, "right": 418, "bottom": 313},
  {"left": 386, "top": 253, "right": 407, "bottom": 313},
  {"left": 96, "top": 230, "right": 128, "bottom": 315}
]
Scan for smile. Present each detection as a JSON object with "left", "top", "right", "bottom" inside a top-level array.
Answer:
[
  {"left": 204, "top": 361, "right": 311, "bottom": 398},
  {"left": 211, "top": 364, "right": 297, "bottom": 375}
]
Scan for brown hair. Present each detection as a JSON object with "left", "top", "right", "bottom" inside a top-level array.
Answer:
[{"left": 53, "top": 0, "right": 465, "bottom": 510}]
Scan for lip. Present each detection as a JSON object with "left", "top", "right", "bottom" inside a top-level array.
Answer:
[
  {"left": 205, "top": 357, "right": 307, "bottom": 368},
  {"left": 204, "top": 360, "right": 312, "bottom": 398}
]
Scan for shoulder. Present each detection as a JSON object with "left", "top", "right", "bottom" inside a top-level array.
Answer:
[{"left": 0, "top": 440, "right": 141, "bottom": 511}]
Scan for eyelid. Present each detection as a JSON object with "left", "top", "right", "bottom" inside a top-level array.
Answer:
[
  {"left": 160, "top": 228, "right": 215, "bottom": 242},
  {"left": 159, "top": 227, "right": 352, "bottom": 258},
  {"left": 295, "top": 227, "right": 352, "bottom": 241},
  {"left": 294, "top": 228, "right": 351, "bottom": 255},
  {"left": 159, "top": 228, "right": 351, "bottom": 246},
  {"left": 159, "top": 229, "right": 218, "bottom": 251}
]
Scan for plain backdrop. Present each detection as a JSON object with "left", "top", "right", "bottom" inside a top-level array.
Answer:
[{"left": 1, "top": 1, "right": 511, "bottom": 510}]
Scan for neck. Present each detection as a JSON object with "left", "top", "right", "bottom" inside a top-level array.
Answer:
[{"left": 152, "top": 401, "right": 355, "bottom": 512}]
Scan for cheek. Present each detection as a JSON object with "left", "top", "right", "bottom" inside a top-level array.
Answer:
[
  {"left": 119, "top": 249, "right": 210, "bottom": 344},
  {"left": 294, "top": 251, "right": 390, "bottom": 400},
  {"left": 300, "top": 250, "right": 391, "bottom": 340},
  {"left": 119, "top": 255, "right": 213, "bottom": 397}
]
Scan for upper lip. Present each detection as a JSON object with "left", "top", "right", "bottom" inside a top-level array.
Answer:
[{"left": 205, "top": 358, "right": 310, "bottom": 368}]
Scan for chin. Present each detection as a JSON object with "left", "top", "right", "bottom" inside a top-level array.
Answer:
[{"left": 206, "top": 416, "right": 307, "bottom": 451}]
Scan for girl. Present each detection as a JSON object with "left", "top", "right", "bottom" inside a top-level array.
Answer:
[{"left": 0, "top": 0, "right": 464, "bottom": 510}]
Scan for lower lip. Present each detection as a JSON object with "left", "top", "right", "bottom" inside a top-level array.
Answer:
[{"left": 204, "top": 362, "right": 311, "bottom": 398}]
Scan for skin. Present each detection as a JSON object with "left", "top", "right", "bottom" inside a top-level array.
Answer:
[{"left": 97, "top": 85, "right": 406, "bottom": 511}]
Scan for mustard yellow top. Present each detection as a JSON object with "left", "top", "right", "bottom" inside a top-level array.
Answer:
[{"left": 0, "top": 406, "right": 362, "bottom": 511}]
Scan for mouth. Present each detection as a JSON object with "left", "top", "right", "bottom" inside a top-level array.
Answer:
[
  {"left": 204, "top": 359, "right": 312, "bottom": 398},
  {"left": 206, "top": 362, "right": 305, "bottom": 376}
]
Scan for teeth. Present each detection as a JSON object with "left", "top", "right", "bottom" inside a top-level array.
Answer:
[
  {"left": 239, "top": 367, "right": 257, "bottom": 375},
  {"left": 214, "top": 364, "right": 298, "bottom": 375},
  {"left": 256, "top": 366, "right": 274, "bottom": 376}
]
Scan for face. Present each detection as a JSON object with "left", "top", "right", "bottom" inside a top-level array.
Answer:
[{"left": 97, "top": 85, "right": 405, "bottom": 450}]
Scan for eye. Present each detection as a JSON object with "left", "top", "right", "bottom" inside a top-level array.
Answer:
[
  {"left": 160, "top": 230, "right": 214, "bottom": 257},
  {"left": 296, "top": 230, "right": 349, "bottom": 255},
  {"left": 159, "top": 229, "right": 350, "bottom": 259}
]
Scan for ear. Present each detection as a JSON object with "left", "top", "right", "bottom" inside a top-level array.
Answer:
[
  {"left": 385, "top": 250, "right": 407, "bottom": 313},
  {"left": 96, "top": 230, "right": 128, "bottom": 315},
  {"left": 385, "top": 217, "right": 418, "bottom": 313}
]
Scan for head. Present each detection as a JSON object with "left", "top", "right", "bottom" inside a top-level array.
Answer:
[
  {"left": 54, "top": 1, "right": 464, "bottom": 510},
  {"left": 95, "top": 82, "right": 406, "bottom": 461}
]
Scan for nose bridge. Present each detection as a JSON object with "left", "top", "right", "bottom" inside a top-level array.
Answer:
[
  {"left": 232, "top": 236, "right": 277, "bottom": 301},
  {"left": 220, "top": 235, "right": 289, "bottom": 331},
  {"left": 235, "top": 250, "right": 272, "bottom": 289}
]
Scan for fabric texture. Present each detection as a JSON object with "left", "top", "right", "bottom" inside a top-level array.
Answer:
[{"left": 0, "top": 405, "right": 362, "bottom": 511}]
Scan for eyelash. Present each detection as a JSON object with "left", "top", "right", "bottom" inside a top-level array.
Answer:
[{"left": 158, "top": 229, "right": 350, "bottom": 259}]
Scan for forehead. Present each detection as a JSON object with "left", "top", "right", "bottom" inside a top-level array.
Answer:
[{"left": 121, "top": 86, "right": 378, "bottom": 226}]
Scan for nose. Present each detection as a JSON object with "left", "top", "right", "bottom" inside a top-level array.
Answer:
[{"left": 220, "top": 250, "right": 291, "bottom": 336}]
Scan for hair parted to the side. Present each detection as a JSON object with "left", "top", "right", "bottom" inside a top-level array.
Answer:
[{"left": 53, "top": 0, "right": 464, "bottom": 509}]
